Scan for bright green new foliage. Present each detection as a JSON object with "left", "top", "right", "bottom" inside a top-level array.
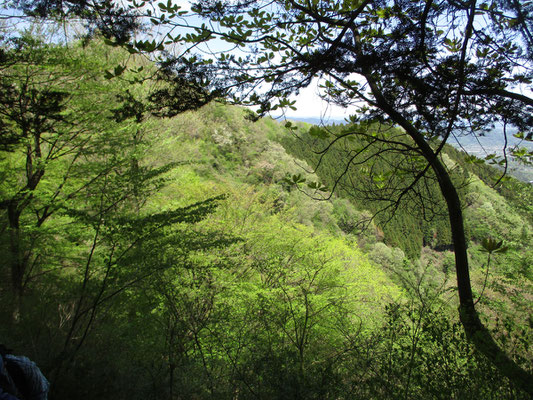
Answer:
[{"left": 0, "top": 5, "right": 531, "bottom": 395}]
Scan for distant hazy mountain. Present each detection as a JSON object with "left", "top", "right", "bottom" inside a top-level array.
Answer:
[
  {"left": 286, "top": 117, "right": 533, "bottom": 183},
  {"left": 449, "top": 129, "right": 533, "bottom": 183},
  {"left": 450, "top": 128, "right": 532, "bottom": 155},
  {"left": 282, "top": 116, "right": 348, "bottom": 125}
]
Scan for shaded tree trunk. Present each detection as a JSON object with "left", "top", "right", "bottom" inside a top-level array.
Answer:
[
  {"left": 401, "top": 116, "right": 532, "bottom": 395},
  {"left": 364, "top": 74, "right": 533, "bottom": 395},
  {"left": 7, "top": 202, "right": 25, "bottom": 319},
  {"left": 435, "top": 161, "right": 533, "bottom": 396}
]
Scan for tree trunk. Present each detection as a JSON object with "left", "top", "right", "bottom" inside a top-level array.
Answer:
[
  {"left": 406, "top": 123, "right": 533, "bottom": 395},
  {"left": 7, "top": 202, "right": 25, "bottom": 320},
  {"left": 433, "top": 160, "right": 533, "bottom": 396},
  {"left": 366, "top": 74, "right": 533, "bottom": 395}
]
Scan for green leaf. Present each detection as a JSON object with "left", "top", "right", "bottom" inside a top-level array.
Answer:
[
  {"left": 308, "top": 126, "right": 329, "bottom": 139},
  {"left": 114, "top": 65, "right": 126, "bottom": 76},
  {"left": 481, "top": 237, "right": 507, "bottom": 253}
]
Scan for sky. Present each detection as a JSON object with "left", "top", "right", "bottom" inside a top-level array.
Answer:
[
  {"left": 165, "top": 0, "right": 531, "bottom": 124},
  {"left": 283, "top": 81, "right": 351, "bottom": 121},
  {"left": 0, "top": 0, "right": 346, "bottom": 120},
  {"left": 158, "top": 0, "right": 350, "bottom": 120},
  {"left": 11, "top": 0, "right": 524, "bottom": 124}
]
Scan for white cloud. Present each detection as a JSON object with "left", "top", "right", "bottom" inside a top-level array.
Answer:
[{"left": 284, "top": 80, "right": 351, "bottom": 120}]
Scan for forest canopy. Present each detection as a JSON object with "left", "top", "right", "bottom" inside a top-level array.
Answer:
[{"left": 0, "top": 0, "right": 532, "bottom": 399}]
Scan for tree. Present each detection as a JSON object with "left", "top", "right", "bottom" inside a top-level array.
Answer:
[
  {"left": 0, "top": 31, "right": 231, "bottom": 398},
  {"left": 2, "top": 0, "right": 531, "bottom": 394},
  {"left": 0, "top": 35, "right": 92, "bottom": 306},
  {"left": 0, "top": 21, "right": 216, "bottom": 307},
  {"left": 127, "top": 0, "right": 533, "bottom": 393},
  {"left": 0, "top": 31, "right": 161, "bottom": 310}
]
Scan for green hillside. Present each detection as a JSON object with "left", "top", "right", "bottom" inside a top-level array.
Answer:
[
  {"left": 277, "top": 118, "right": 532, "bottom": 337},
  {"left": 0, "top": 39, "right": 531, "bottom": 399}
]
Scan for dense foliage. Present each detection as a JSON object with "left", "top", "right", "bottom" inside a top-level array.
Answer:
[
  {"left": 0, "top": 39, "right": 530, "bottom": 396},
  {"left": 0, "top": 0, "right": 531, "bottom": 397},
  {"left": 170, "top": 0, "right": 533, "bottom": 390}
]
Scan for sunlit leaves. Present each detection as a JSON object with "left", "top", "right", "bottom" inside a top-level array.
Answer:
[
  {"left": 511, "top": 147, "right": 533, "bottom": 165},
  {"left": 465, "top": 154, "right": 486, "bottom": 164}
]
